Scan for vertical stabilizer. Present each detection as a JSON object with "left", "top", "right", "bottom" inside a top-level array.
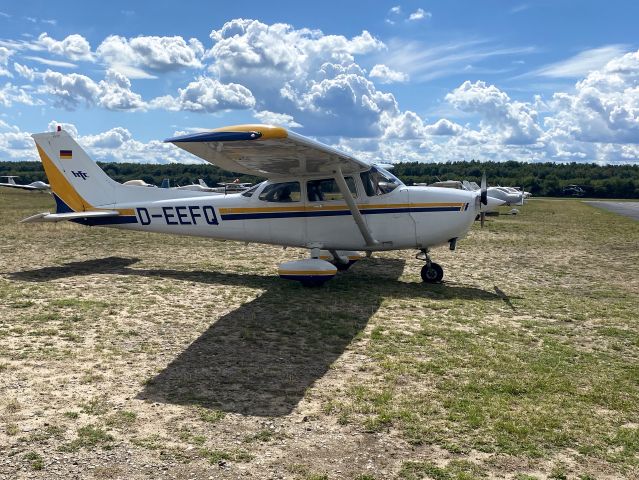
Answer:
[{"left": 32, "top": 130, "right": 117, "bottom": 211}]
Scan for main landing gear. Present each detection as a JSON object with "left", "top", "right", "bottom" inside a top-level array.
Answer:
[{"left": 416, "top": 249, "right": 444, "bottom": 283}]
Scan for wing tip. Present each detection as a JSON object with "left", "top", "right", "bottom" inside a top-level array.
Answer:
[{"left": 165, "top": 124, "right": 288, "bottom": 143}]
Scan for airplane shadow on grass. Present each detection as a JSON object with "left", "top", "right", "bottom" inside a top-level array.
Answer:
[{"left": 11, "top": 256, "right": 510, "bottom": 417}]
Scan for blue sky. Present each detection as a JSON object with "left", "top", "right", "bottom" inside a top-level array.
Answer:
[{"left": 1, "top": 1, "right": 638, "bottom": 164}]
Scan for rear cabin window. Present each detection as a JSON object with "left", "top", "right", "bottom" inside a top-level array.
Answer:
[
  {"left": 307, "top": 177, "right": 357, "bottom": 202},
  {"left": 258, "top": 182, "right": 301, "bottom": 202}
]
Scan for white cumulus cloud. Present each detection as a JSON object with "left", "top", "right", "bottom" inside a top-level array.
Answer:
[
  {"left": 96, "top": 35, "right": 204, "bottom": 77},
  {"left": 253, "top": 110, "right": 302, "bottom": 128},
  {"left": 446, "top": 80, "right": 542, "bottom": 144},
  {"left": 42, "top": 69, "right": 145, "bottom": 111},
  {"left": 0, "top": 46, "right": 13, "bottom": 77},
  {"left": 408, "top": 8, "right": 431, "bottom": 21},
  {"left": 424, "top": 118, "right": 464, "bottom": 136},
  {"left": 37, "top": 33, "right": 93, "bottom": 61},
  {"left": 151, "top": 76, "right": 255, "bottom": 113},
  {"left": 369, "top": 64, "right": 409, "bottom": 84}
]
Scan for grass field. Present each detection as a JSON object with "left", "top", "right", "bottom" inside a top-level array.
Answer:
[{"left": 1, "top": 189, "right": 638, "bottom": 479}]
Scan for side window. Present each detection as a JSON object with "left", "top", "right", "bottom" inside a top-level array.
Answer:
[
  {"left": 307, "top": 177, "right": 357, "bottom": 202},
  {"left": 360, "top": 167, "right": 401, "bottom": 196},
  {"left": 258, "top": 182, "right": 300, "bottom": 202}
]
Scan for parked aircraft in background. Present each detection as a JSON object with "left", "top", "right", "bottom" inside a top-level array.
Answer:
[
  {"left": 173, "top": 179, "right": 224, "bottom": 193},
  {"left": 123, "top": 179, "right": 157, "bottom": 188},
  {"left": 23, "top": 125, "right": 503, "bottom": 286},
  {"left": 563, "top": 184, "right": 586, "bottom": 197},
  {"left": 0, "top": 175, "right": 50, "bottom": 191},
  {"left": 159, "top": 178, "right": 252, "bottom": 194},
  {"left": 217, "top": 181, "right": 253, "bottom": 193}
]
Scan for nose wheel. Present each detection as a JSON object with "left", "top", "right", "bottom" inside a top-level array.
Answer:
[
  {"left": 417, "top": 249, "right": 444, "bottom": 283},
  {"left": 421, "top": 262, "right": 443, "bottom": 283}
]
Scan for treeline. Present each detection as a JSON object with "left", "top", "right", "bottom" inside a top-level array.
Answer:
[
  {"left": 393, "top": 161, "right": 639, "bottom": 198},
  {"left": 1, "top": 160, "right": 638, "bottom": 198}
]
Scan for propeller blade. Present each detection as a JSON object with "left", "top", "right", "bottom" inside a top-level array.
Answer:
[
  {"left": 480, "top": 172, "right": 487, "bottom": 205},
  {"left": 480, "top": 211, "right": 485, "bottom": 228}
]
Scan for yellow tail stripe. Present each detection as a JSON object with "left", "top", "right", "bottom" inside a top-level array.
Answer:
[
  {"left": 37, "top": 145, "right": 91, "bottom": 212},
  {"left": 36, "top": 144, "right": 132, "bottom": 216}
]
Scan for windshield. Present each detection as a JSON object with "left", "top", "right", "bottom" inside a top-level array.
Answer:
[
  {"left": 360, "top": 166, "right": 403, "bottom": 196},
  {"left": 241, "top": 182, "right": 264, "bottom": 197}
]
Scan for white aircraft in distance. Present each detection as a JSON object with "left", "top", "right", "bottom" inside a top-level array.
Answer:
[
  {"left": 173, "top": 179, "right": 225, "bottom": 193},
  {"left": 122, "top": 179, "right": 157, "bottom": 187},
  {"left": 460, "top": 181, "right": 527, "bottom": 207},
  {"left": 217, "top": 180, "right": 253, "bottom": 193},
  {"left": 0, "top": 175, "right": 50, "bottom": 191},
  {"left": 23, "top": 125, "right": 503, "bottom": 286}
]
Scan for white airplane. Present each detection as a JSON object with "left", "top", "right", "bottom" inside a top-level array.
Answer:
[
  {"left": 217, "top": 180, "right": 253, "bottom": 193},
  {"left": 122, "top": 179, "right": 157, "bottom": 188},
  {"left": 159, "top": 178, "right": 242, "bottom": 193},
  {"left": 22, "top": 125, "right": 503, "bottom": 286},
  {"left": 0, "top": 175, "right": 50, "bottom": 191},
  {"left": 173, "top": 179, "right": 225, "bottom": 193},
  {"left": 461, "top": 181, "right": 526, "bottom": 207}
]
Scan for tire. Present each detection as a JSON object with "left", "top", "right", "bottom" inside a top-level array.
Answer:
[{"left": 421, "top": 262, "right": 444, "bottom": 283}]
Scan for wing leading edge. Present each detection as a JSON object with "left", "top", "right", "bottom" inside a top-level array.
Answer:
[{"left": 165, "top": 124, "right": 371, "bottom": 178}]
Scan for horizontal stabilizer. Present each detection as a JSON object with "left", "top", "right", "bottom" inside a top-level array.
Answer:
[{"left": 21, "top": 210, "right": 120, "bottom": 223}]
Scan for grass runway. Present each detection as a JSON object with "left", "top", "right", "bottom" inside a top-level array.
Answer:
[{"left": 1, "top": 189, "right": 638, "bottom": 479}]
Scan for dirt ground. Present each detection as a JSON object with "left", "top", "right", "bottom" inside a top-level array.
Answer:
[{"left": 1, "top": 190, "right": 638, "bottom": 480}]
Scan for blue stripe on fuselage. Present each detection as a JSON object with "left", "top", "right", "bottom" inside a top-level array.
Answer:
[
  {"left": 220, "top": 206, "right": 462, "bottom": 221},
  {"left": 72, "top": 216, "right": 138, "bottom": 226}
]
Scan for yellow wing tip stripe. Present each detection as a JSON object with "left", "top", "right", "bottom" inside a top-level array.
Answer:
[{"left": 210, "top": 124, "right": 288, "bottom": 140}]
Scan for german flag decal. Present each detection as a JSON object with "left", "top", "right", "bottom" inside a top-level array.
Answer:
[{"left": 59, "top": 150, "right": 72, "bottom": 159}]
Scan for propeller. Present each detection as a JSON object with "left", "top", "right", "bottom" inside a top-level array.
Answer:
[{"left": 480, "top": 171, "right": 487, "bottom": 228}]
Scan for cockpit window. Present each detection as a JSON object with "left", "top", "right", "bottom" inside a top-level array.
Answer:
[
  {"left": 307, "top": 177, "right": 357, "bottom": 202},
  {"left": 241, "top": 182, "right": 263, "bottom": 197},
  {"left": 360, "top": 166, "right": 403, "bottom": 196},
  {"left": 258, "top": 182, "right": 301, "bottom": 202}
]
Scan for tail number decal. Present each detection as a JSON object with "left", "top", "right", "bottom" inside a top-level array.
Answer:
[{"left": 136, "top": 206, "right": 218, "bottom": 226}]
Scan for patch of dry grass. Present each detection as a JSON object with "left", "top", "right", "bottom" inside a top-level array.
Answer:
[{"left": 1, "top": 188, "right": 638, "bottom": 479}]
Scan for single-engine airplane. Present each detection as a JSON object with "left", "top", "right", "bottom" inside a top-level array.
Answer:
[
  {"left": 1, "top": 175, "right": 50, "bottom": 191},
  {"left": 23, "top": 125, "right": 502, "bottom": 286}
]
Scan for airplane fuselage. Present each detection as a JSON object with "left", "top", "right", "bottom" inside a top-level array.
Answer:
[{"left": 82, "top": 178, "right": 479, "bottom": 251}]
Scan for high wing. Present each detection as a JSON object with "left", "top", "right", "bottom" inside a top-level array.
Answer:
[{"left": 165, "top": 124, "right": 371, "bottom": 178}]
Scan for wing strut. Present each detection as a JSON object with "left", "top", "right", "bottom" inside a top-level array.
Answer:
[{"left": 333, "top": 166, "right": 378, "bottom": 247}]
